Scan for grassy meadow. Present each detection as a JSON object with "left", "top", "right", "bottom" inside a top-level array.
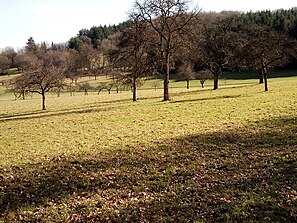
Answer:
[{"left": 0, "top": 75, "right": 296, "bottom": 222}]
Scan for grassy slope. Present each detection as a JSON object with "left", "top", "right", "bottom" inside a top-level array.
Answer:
[{"left": 0, "top": 77, "right": 296, "bottom": 222}]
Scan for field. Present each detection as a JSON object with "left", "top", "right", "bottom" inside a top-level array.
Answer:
[{"left": 0, "top": 75, "right": 297, "bottom": 222}]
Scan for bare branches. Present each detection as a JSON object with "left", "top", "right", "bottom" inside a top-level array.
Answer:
[
  {"left": 189, "top": 15, "right": 239, "bottom": 90},
  {"left": 14, "top": 49, "right": 70, "bottom": 110},
  {"left": 109, "top": 16, "right": 157, "bottom": 101},
  {"left": 133, "top": 0, "right": 199, "bottom": 100},
  {"left": 238, "top": 24, "right": 294, "bottom": 91}
]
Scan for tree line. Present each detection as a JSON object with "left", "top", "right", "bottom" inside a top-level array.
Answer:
[
  {"left": 238, "top": 8, "right": 297, "bottom": 36},
  {"left": 1, "top": 0, "right": 297, "bottom": 109},
  {"left": 69, "top": 21, "right": 132, "bottom": 49}
]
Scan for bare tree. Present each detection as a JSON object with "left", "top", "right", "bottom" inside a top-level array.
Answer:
[
  {"left": 52, "top": 81, "right": 66, "bottom": 97},
  {"left": 133, "top": 0, "right": 198, "bottom": 100},
  {"left": 177, "top": 61, "right": 196, "bottom": 89},
  {"left": 197, "top": 69, "right": 212, "bottom": 88},
  {"left": 14, "top": 50, "right": 69, "bottom": 110},
  {"left": 66, "top": 36, "right": 95, "bottom": 82},
  {"left": 151, "top": 79, "right": 161, "bottom": 91},
  {"left": 96, "top": 82, "right": 108, "bottom": 94},
  {"left": 239, "top": 25, "right": 294, "bottom": 91},
  {"left": 188, "top": 14, "right": 240, "bottom": 90},
  {"left": 0, "top": 54, "right": 10, "bottom": 75},
  {"left": 78, "top": 82, "right": 92, "bottom": 95},
  {"left": 109, "top": 13, "right": 156, "bottom": 101},
  {"left": 66, "top": 83, "right": 79, "bottom": 96},
  {"left": 75, "top": 37, "right": 95, "bottom": 76},
  {"left": 10, "top": 76, "right": 29, "bottom": 100},
  {"left": 1, "top": 47, "right": 17, "bottom": 69},
  {"left": 65, "top": 49, "right": 83, "bottom": 84},
  {"left": 203, "top": 16, "right": 239, "bottom": 90}
]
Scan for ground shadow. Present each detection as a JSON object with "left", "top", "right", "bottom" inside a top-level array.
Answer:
[
  {"left": 0, "top": 103, "right": 126, "bottom": 122},
  {"left": 172, "top": 94, "right": 243, "bottom": 104},
  {"left": 0, "top": 116, "right": 296, "bottom": 222}
]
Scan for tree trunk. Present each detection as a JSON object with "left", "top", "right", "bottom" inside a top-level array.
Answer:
[
  {"left": 22, "top": 90, "right": 25, "bottom": 100},
  {"left": 263, "top": 72, "right": 268, "bottom": 91},
  {"left": 213, "top": 74, "right": 219, "bottom": 90},
  {"left": 186, "top": 80, "right": 190, "bottom": 89},
  {"left": 200, "top": 80, "right": 205, "bottom": 88},
  {"left": 163, "top": 52, "right": 170, "bottom": 101},
  {"left": 133, "top": 76, "right": 137, "bottom": 102},
  {"left": 42, "top": 91, "right": 46, "bottom": 110},
  {"left": 164, "top": 74, "right": 169, "bottom": 101},
  {"left": 259, "top": 73, "right": 264, "bottom": 84}
]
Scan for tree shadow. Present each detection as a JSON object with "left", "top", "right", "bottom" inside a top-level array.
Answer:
[
  {"left": 172, "top": 94, "right": 243, "bottom": 104},
  {"left": 0, "top": 103, "right": 126, "bottom": 122},
  {"left": 0, "top": 116, "right": 296, "bottom": 222}
]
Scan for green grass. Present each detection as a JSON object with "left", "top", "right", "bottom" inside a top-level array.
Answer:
[
  {"left": 221, "top": 69, "right": 297, "bottom": 80},
  {"left": 0, "top": 76, "right": 297, "bottom": 222}
]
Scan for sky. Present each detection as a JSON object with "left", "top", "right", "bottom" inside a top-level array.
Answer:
[{"left": 0, "top": 0, "right": 296, "bottom": 50}]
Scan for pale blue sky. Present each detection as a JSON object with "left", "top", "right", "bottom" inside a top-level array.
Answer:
[{"left": 0, "top": 0, "right": 296, "bottom": 50}]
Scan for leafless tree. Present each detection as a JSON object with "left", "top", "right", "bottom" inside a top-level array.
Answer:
[
  {"left": 96, "top": 82, "right": 108, "bottom": 95},
  {"left": 0, "top": 53, "right": 10, "bottom": 75},
  {"left": 14, "top": 50, "right": 70, "bottom": 110},
  {"left": 177, "top": 61, "right": 196, "bottom": 89},
  {"left": 151, "top": 79, "right": 162, "bottom": 91},
  {"left": 1, "top": 47, "right": 17, "bottom": 69},
  {"left": 78, "top": 82, "right": 92, "bottom": 95},
  {"left": 10, "top": 76, "right": 30, "bottom": 100},
  {"left": 98, "top": 33, "right": 121, "bottom": 76},
  {"left": 192, "top": 15, "right": 240, "bottom": 90},
  {"left": 76, "top": 37, "right": 95, "bottom": 76},
  {"left": 197, "top": 69, "right": 212, "bottom": 88},
  {"left": 239, "top": 25, "right": 295, "bottom": 91},
  {"left": 66, "top": 37, "right": 95, "bottom": 83},
  {"left": 110, "top": 13, "right": 157, "bottom": 101},
  {"left": 65, "top": 49, "right": 84, "bottom": 84},
  {"left": 133, "top": 0, "right": 198, "bottom": 100},
  {"left": 66, "top": 83, "right": 79, "bottom": 96}
]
